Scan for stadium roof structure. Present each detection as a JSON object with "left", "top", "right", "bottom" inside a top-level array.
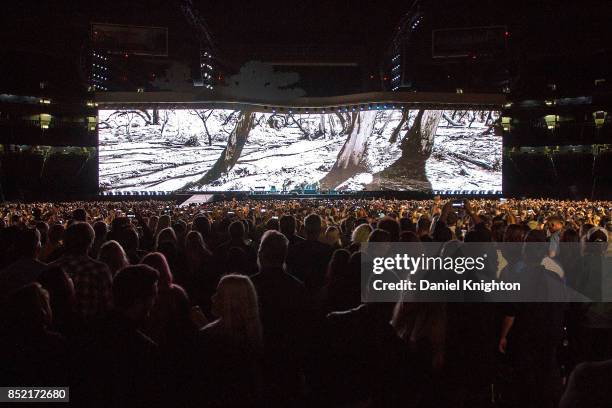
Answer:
[{"left": 96, "top": 91, "right": 506, "bottom": 110}]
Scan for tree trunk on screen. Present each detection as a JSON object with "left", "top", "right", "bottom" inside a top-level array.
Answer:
[
  {"left": 189, "top": 109, "right": 214, "bottom": 146},
  {"left": 182, "top": 110, "right": 255, "bottom": 189},
  {"left": 336, "top": 112, "right": 353, "bottom": 135},
  {"left": 319, "top": 114, "right": 326, "bottom": 138},
  {"left": 319, "top": 110, "right": 377, "bottom": 189},
  {"left": 288, "top": 114, "right": 312, "bottom": 140},
  {"left": 160, "top": 113, "right": 168, "bottom": 137},
  {"left": 368, "top": 109, "right": 442, "bottom": 191},
  {"left": 389, "top": 109, "right": 409, "bottom": 143},
  {"left": 376, "top": 110, "right": 392, "bottom": 136},
  {"left": 157, "top": 110, "right": 173, "bottom": 138},
  {"left": 400, "top": 109, "right": 441, "bottom": 160},
  {"left": 442, "top": 111, "right": 462, "bottom": 127},
  {"left": 327, "top": 115, "right": 336, "bottom": 137}
]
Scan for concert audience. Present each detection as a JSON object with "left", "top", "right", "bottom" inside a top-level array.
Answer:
[{"left": 0, "top": 197, "right": 611, "bottom": 406}]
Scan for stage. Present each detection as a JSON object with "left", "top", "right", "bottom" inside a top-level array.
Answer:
[{"left": 94, "top": 189, "right": 503, "bottom": 204}]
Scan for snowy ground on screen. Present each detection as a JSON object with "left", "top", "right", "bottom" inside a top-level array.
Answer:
[{"left": 98, "top": 109, "right": 502, "bottom": 192}]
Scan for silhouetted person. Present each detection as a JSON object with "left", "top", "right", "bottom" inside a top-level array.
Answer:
[
  {"left": 0, "top": 283, "right": 68, "bottom": 386},
  {"left": 183, "top": 231, "right": 219, "bottom": 316},
  {"left": 560, "top": 358, "right": 612, "bottom": 408},
  {"left": 91, "top": 220, "right": 108, "bottom": 259},
  {"left": 498, "top": 230, "right": 566, "bottom": 408},
  {"left": 97, "top": 240, "right": 129, "bottom": 277},
  {"left": 312, "top": 272, "right": 407, "bottom": 406},
  {"left": 117, "top": 226, "right": 146, "bottom": 265},
  {"left": 287, "top": 214, "right": 333, "bottom": 291},
  {"left": 141, "top": 252, "right": 199, "bottom": 405},
  {"left": 577, "top": 227, "right": 612, "bottom": 362},
  {"left": 216, "top": 220, "right": 257, "bottom": 275},
  {"left": 279, "top": 215, "right": 304, "bottom": 247},
  {"left": 348, "top": 223, "right": 372, "bottom": 252},
  {"left": 53, "top": 222, "right": 112, "bottom": 321},
  {"left": 251, "top": 230, "right": 306, "bottom": 403},
  {"left": 37, "top": 265, "right": 83, "bottom": 338},
  {"left": 0, "top": 228, "right": 46, "bottom": 301},
  {"left": 72, "top": 208, "right": 87, "bottom": 223},
  {"left": 77, "top": 265, "right": 161, "bottom": 408},
  {"left": 321, "top": 249, "right": 360, "bottom": 314},
  {"left": 193, "top": 215, "right": 217, "bottom": 249},
  {"left": 377, "top": 216, "right": 401, "bottom": 241},
  {"left": 40, "top": 223, "right": 65, "bottom": 262},
  {"left": 194, "top": 274, "right": 264, "bottom": 407}
]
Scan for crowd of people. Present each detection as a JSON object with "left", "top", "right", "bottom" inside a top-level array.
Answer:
[{"left": 0, "top": 197, "right": 611, "bottom": 407}]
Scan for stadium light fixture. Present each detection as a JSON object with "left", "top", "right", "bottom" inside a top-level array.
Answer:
[
  {"left": 40, "top": 113, "right": 51, "bottom": 130},
  {"left": 501, "top": 117, "right": 511, "bottom": 132},
  {"left": 593, "top": 111, "right": 607, "bottom": 127},
  {"left": 544, "top": 114, "right": 558, "bottom": 130}
]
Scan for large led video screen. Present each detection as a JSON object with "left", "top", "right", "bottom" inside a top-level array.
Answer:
[{"left": 98, "top": 108, "right": 502, "bottom": 192}]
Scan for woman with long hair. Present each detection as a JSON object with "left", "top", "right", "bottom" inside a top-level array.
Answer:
[
  {"left": 207, "top": 274, "right": 262, "bottom": 349},
  {"left": 195, "top": 274, "right": 263, "bottom": 406},
  {"left": 183, "top": 230, "right": 217, "bottom": 315},
  {"left": 155, "top": 227, "right": 186, "bottom": 287},
  {"left": 184, "top": 231, "right": 213, "bottom": 272},
  {"left": 140, "top": 251, "right": 202, "bottom": 405},
  {"left": 97, "top": 240, "right": 129, "bottom": 277},
  {"left": 139, "top": 253, "right": 200, "bottom": 342}
]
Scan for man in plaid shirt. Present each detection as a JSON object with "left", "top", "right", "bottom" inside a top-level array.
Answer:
[{"left": 54, "top": 222, "right": 112, "bottom": 321}]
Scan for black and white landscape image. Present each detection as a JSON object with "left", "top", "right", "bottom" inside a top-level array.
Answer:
[{"left": 98, "top": 108, "right": 502, "bottom": 192}]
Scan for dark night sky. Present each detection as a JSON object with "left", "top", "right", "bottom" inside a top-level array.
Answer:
[
  {"left": 2, "top": 0, "right": 611, "bottom": 94},
  {"left": 4, "top": 0, "right": 612, "bottom": 61},
  {"left": 1, "top": 0, "right": 413, "bottom": 65},
  {"left": 200, "top": 0, "right": 409, "bottom": 47}
]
